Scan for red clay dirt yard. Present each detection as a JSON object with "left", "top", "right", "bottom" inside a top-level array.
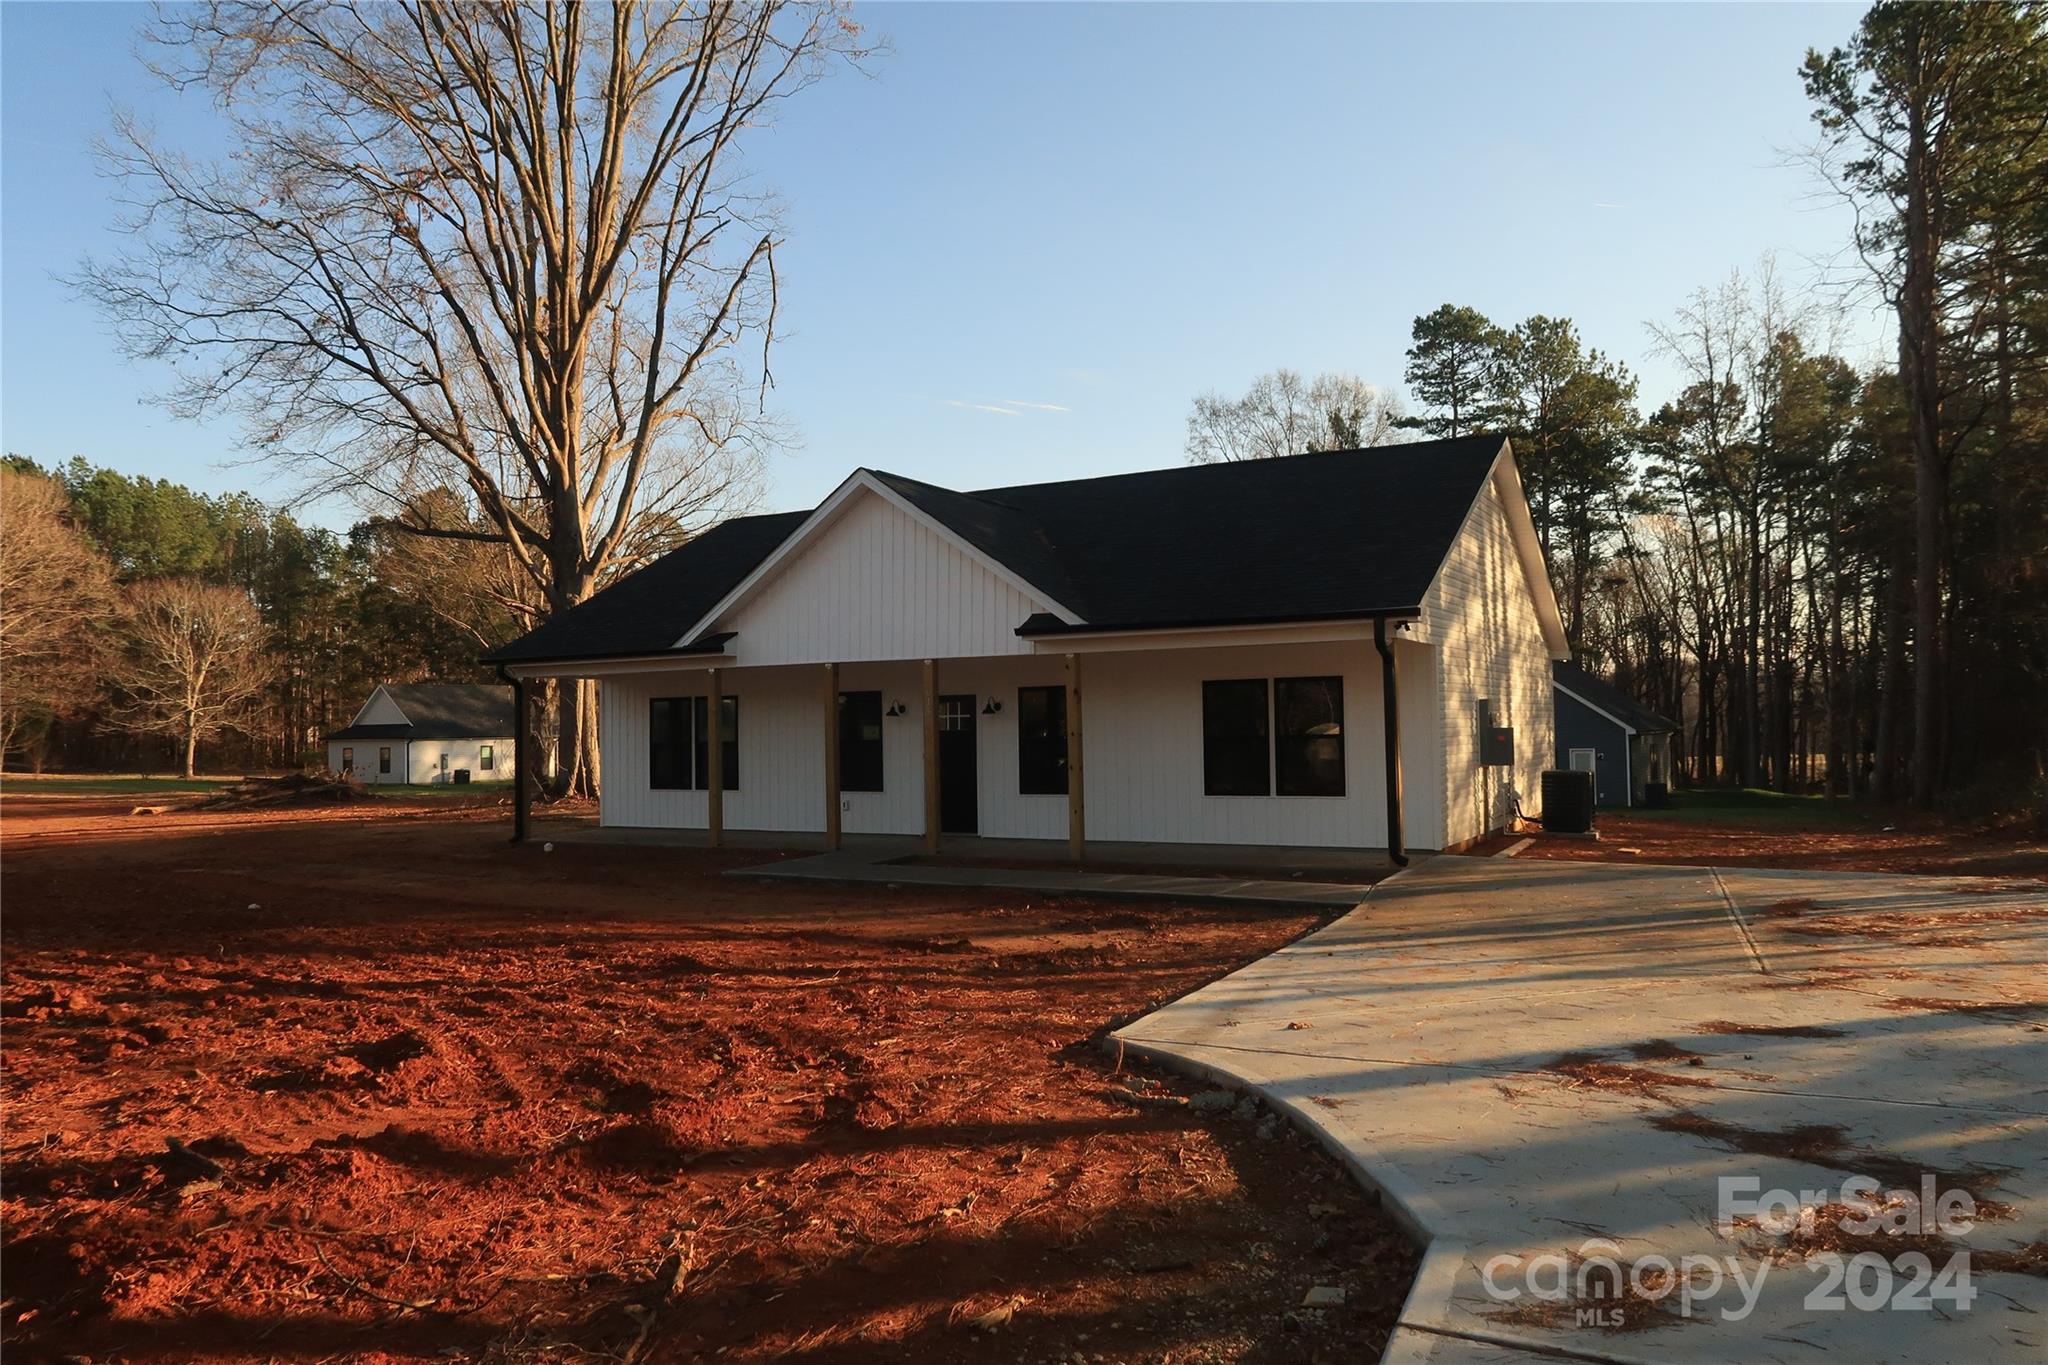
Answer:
[{"left": 1, "top": 794, "right": 1418, "bottom": 1362}]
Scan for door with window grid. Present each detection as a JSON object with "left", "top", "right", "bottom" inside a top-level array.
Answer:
[{"left": 937, "top": 695, "right": 978, "bottom": 835}]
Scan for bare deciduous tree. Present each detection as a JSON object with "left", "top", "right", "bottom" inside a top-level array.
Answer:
[
  {"left": 0, "top": 467, "right": 117, "bottom": 769},
  {"left": 1186, "top": 369, "right": 1406, "bottom": 463},
  {"left": 84, "top": 0, "right": 865, "bottom": 793},
  {"left": 111, "top": 579, "right": 275, "bottom": 779}
]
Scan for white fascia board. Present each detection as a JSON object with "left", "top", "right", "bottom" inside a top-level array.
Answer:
[
  {"left": 672, "top": 470, "right": 1085, "bottom": 648},
  {"left": 1555, "top": 680, "right": 1638, "bottom": 737},
  {"left": 1492, "top": 448, "right": 1571, "bottom": 660}
]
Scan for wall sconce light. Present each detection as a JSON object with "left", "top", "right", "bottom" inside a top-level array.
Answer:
[
  {"left": 885, "top": 701, "right": 906, "bottom": 717},
  {"left": 981, "top": 697, "right": 1002, "bottom": 715}
]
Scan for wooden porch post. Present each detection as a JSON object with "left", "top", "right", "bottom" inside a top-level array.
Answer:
[
  {"left": 1373, "top": 618, "right": 1408, "bottom": 867},
  {"left": 921, "top": 658, "right": 940, "bottom": 855},
  {"left": 1064, "top": 652, "right": 1084, "bottom": 861},
  {"left": 823, "top": 663, "right": 840, "bottom": 850},
  {"left": 706, "top": 667, "right": 723, "bottom": 849}
]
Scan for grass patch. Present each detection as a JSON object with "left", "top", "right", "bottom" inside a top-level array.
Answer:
[
  {"left": 0, "top": 776, "right": 235, "bottom": 795},
  {"left": 1625, "top": 788, "right": 1873, "bottom": 830},
  {"left": 363, "top": 782, "right": 513, "bottom": 799}
]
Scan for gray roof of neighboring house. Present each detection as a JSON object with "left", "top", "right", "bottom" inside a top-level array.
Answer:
[
  {"left": 1553, "top": 661, "right": 1679, "bottom": 735},
  {"left": 487, "top": 434, "right": 1514, "bottom": 665},
  {"left": 324, "top": 684, "right": 514, "bottom": 741}
]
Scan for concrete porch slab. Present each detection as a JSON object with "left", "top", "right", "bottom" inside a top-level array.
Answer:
[
  {"left": 725, "top": 840, "right": 1391, "bottom": 911},
  {"left": 1116, "top": 855, "right": 2048, "bottom": 1364},
  {"left": 536, "top": 819, "right": 1407, "bottom": 909}
]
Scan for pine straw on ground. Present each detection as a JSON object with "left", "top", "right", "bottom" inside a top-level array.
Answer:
[
  {"left": 1732, "top": 1201, "right": 2045, "bottom": 1278},
  {"left": 1, "top": 800, "right": 1416, "bottom": 1363}
]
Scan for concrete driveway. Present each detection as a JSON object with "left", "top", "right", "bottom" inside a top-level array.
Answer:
[{"left": 1116, "top": 855, "right": 2048, "bottom": 1364}]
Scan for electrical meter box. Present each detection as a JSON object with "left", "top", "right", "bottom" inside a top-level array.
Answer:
[{"left": 1481, "top": 725, "right": 1515, "bottom": 767}]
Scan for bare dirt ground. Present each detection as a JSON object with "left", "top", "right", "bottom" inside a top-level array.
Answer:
[
  {"left": 1496, "top": 805, "right": 2048, "bottom": 882},
  {"left": 1, "top": 797, "right": 1417, "bottom": 1363}
]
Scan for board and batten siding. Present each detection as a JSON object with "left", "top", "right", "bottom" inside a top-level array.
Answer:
[
  {"left": 598, "top": 642, "right": 1443, "bottom": 850},
  {"left": 1421, "top": 468, "right": 1557, "bottom": 846},
  {"left": 599, "top": 663, "right": 926, "bottom": 836},
  {"left": 721, "top": 489, "right": 1050, "bottom": 666},
  {"left": 1082, "top": 640, "right": 1439, "bottom": 849}
]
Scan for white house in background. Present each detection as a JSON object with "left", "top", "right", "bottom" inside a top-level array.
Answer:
[
  {"left": 486, "top": 434, "right": 1568, "bottom": 858},
  {"left": 325, "top": 683, "right": 515, "bottom": 785}
]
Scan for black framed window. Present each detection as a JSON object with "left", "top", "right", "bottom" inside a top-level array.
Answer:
[
  {"left": 1202, "top": 679, "right": 1270, "bottom": 796},
  {"left": 1275, "top": 676, "right": 1345, "bottom": 796},
  {"left": 341, "top": 746, "right": 354, "bottom": 773},
  {"left": 378, "top": 746, "right": 392, "bottom": 775},
  {"left": 479, "top": 744, "right": 495, "bottom": 771},
  {"left": 838, "top": 691, "right": 884, "bottom": 792},
  {"left": 1017, "top": 685, "right": 1068, "bottom": 795},
  {"left": 691, "top": 695, "right": 739, "bottom": 791},
  {"left": 652, "top": 695, "right": 738, "bottom": 791}
]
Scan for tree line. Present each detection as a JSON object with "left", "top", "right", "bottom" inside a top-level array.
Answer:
[
  {"left": 1190, "top": 3, "right": 2048, "bottom": 818},
  {"left": 16, "top": 1, "right": 2039, "bottom": 816},
  {"left": 0, "top": 458, "right": 517, "bottom": 776}
]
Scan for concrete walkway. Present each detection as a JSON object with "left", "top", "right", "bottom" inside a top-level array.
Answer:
[
  {"left": 727, "top": 841, "right": 1385, "bottom": 910},
  {"left": 1115, "top": 855, "right": 2048, "bottom": 1364}
]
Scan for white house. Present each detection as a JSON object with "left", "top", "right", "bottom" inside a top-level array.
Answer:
[
  {"left": 487, "top": 435, "right": 1568, "bottom": 859},
  {"left": 325, "top": 683, "right": 515, "bottom": 785}
]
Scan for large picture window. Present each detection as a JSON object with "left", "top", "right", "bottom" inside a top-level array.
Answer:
[
  {"left": 838, "top": 691, "right": 884, "bottom": 792},
  {"left": 1016, "top": 685, "right": 1068, "bottom": 795},
  {"left": 1275, "top": 676, "right": 1345, "bottom": 796},
  {"left": 651, "top": 695, "right": 739, "bottom": 791},
  {"left": 1202, "top": 679, "right": 1270, "bottom": 796}
]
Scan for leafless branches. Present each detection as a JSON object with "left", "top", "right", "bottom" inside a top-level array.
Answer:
[
  {"left": 109, "top": 578, "right": 275, "bottom": 778},
  {"left": 0, "top": 469, "right": 117, "bottom": 767},
  {"left": 84, "top": 1, "right": 865, "bottom": 790},
  {"left": 1185, "top": 369, "right": 1406, "bottom": 463}
]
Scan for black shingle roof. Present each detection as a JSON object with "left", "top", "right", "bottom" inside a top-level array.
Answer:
[
  {"left": 1553, "top": 661, "right": 1678, "bottom": 734},
  {"left": 486, "top": 435, "right": 1513, "bottom": 664},
  {"left": 485, "top": 512, "right": 809, "bottom": 664},
  {"left": 324, "top": 722, "right": 414, "bottom": 742},
  {"left": 966, "top": 434, "right": 1505, "bottom": 631},
  {"left": 323, "top": 684, "right": 513, "bottom": 740}
]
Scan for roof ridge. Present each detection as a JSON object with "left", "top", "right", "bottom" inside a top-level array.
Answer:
[
  {"left": 869, "top": 467, "right": 1032, "bottom": 514},
  {"left": 970, "top": 432, "right": 1505, "bottom": 499}
]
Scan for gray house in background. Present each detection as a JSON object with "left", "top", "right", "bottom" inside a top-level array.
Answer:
[
  {"left": 324, "top": 683, "right": 515, "bottom": 785},
  {"left": 1552, "top": 661, "right": 1678, "bottom": 808}
]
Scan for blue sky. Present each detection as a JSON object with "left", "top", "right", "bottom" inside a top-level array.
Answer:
[{"left": 2, "top": 1, "right": 1885, "bottom": 527}]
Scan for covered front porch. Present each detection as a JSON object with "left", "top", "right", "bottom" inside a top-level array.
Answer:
[{"left": 502, "top": 625, "right": 1444, "bottom": 868}]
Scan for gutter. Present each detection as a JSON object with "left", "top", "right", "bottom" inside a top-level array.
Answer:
[
  {"left": 494, "top": 665, "right": 529, "bottom": 845},
  {"left": 1017, "top": 605, "right": 1424, "bottom": 639},
  {"left": 1373, "top": 617, "right": 1408, "bottom": 868},
  {"left": 484, "top": 632, "right": 738, "bottom": 672}
]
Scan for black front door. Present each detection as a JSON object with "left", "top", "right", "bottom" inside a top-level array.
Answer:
[{"left": 938, "top": 694, "right": 978, "bottom": 834}]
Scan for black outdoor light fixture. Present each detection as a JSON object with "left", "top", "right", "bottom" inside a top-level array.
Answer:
[
  {"left": 884, "top": 701, "right": 907, "bottom": 717},
  {"left": 982, "top": 697, "right": 1002, "bottom": 715}
]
